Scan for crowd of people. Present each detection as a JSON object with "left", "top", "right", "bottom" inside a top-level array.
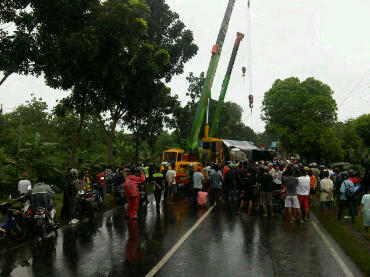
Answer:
[
  {"left": 158, "top": 158, "right": 370, "bottom": 234},
  {"left": 15, "top": 158, "right": 370, "bottom": 235}
]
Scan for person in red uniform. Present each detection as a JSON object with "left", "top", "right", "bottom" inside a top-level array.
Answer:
[
  {"left": 96, "top": 171, "right": 106, "bottom": 196},
  {"left": 124, "top": 167, "right": 146, "bottom": 220}
]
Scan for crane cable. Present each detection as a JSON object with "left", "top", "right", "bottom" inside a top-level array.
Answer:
[{"left": 246, "top": 0, "right": 254, "bottom": 115}]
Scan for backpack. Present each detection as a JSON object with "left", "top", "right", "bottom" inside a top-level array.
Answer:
[{"left": 344, "top": 181, "right": 354, "bottom": 200}]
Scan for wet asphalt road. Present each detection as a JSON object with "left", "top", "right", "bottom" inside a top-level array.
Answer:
[{"left": 0, "top": 196, "right": 364, "bottom": 277}]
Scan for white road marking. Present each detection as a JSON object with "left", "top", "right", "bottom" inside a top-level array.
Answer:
[
  {"left": 311, "top": 219, "right": 354, "bottom": 277},
  {"left": 146, "top": 204, "right": 215, "bottom": 277}
]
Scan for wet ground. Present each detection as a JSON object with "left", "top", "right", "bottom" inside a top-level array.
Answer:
[{"left": 0, "top": 196, "right": 364, "bottom": 277}]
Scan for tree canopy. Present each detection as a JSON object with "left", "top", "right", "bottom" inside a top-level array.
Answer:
[{"left": 262, "top": 77, "right": 339, "bottom": 162}]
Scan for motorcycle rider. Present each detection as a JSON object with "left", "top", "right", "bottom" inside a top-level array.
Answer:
[
  {"left": 30, "top": 178, "right": 57, "bottom": 227},
  {"left": 124, "top": 167, "right": 146, "bottom": 220},
  {"left": 82, "top": 171, "right": 91, "bottom": 190},
  {"left": 63, "top": 169, "right": 81, "bottom": 225},
  {"left": 97, "top": 169, "right": 106, "bottom": 197},
  {"left": 18, "top": 172, "right": 32, "bottom": 196}
]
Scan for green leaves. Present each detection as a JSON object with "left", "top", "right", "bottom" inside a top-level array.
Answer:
[{"left": 262, "top": 77, "right": 339, "bottom": 162}]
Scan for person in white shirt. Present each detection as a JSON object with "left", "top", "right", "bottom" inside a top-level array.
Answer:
[
  {"left": 18, "top": 172, "right": 32, "bottom": 195},
  {"left": 320, "top": 171, "right": 334, "bottom": 218},
  {"left": 193, "top": 167, "right": 204, "bottom": 205},
  {"left": 297, "top": 169, "right": 310, "bottom": 221},
  {"left": 166, "top": 163, "right": 177, "bottom": 204},
  {"left": 274, "top": 166, "right": 282, "bottom": 186}
]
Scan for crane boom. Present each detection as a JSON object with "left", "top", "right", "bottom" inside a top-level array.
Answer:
[
  {"left": 209, "top": 32, "right": 244, "bottom": 137},
  {"left": 186, "top": 0, "right": 236, "bottom": 150}
]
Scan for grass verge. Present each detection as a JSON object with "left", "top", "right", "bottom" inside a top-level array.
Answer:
[{"left": 311, "top": 204, "right": 370, "bottom": 275}]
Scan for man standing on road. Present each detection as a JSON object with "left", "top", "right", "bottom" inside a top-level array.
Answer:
[
  {"left": 193, "top": 167, "right": 204, "bottom": 204},
  {"left": 161, "top": 163, "right": 169, "bottom": 203},
  {"left": 152, "top": 167, "right": 164, "bottom": 212},
  {"left": 186, "top": 164, "right": 195, "bottom": 198},
  {"left": 320, "top": 170, "right": 334, "bottom": 218},
  {"left": 338, "top": 172, "right": 355, "bottom": 223},
  {"left": 260, "top": 168, "right": 274, "bottom": 216},
  {"left": 297, "top": 169, "right": 310, "bottom": 221},
  {"left": 283, "top": 168, "right": 303, "bottom": 223},
  {"left": 210, "top": 165, "right": 222, "bottom": 206},
  {"left": 237, "top": 168, "right": 256, "bottom": 216},
  {"left": 166, "top": 163, "right": 177, "bottom": 204},
  {"left": 60, "top": 169, "right": 72, "bottom": 221},
  {"left": 63, "top": 169, "right": 81, "bottom": 224}
]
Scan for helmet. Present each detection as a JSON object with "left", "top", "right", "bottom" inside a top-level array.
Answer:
[{"left": 70, "top": 168, "right": 78, "bottom": 177}]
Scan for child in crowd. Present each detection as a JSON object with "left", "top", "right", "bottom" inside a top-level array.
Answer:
[{"left": 197, "top": 188, "right": 208, "bottom": 208}]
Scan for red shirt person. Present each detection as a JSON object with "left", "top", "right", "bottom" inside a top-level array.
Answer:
[{"left": 124, "top": 169, "right": 145, "bottom": 220}]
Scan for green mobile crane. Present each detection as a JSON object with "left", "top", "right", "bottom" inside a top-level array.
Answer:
[
  {"left": 209, "top": 32, "right": 244, "bottom": 137},
  {"left": 186, "top": 0, "right": 236, "bottom": 151},
  {"left": 162, "top": 0, "right": 245, "bottom": 179}
]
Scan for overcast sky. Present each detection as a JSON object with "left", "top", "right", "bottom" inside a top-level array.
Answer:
[{"left": 1, "top": 0, "right": 369, "bottom": 133}]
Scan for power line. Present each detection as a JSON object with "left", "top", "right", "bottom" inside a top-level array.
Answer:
[{"left": 338, "top": 68, "right": 370, "bottom": 106}]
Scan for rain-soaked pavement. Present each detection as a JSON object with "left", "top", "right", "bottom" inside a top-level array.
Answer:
[{"left": 0, "top": 196, "right": 364, "bottom": 277}]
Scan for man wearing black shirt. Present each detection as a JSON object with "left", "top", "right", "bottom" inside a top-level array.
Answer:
[
  {"left": 260, "top": 168, "right": 274, "bottom": 216},
  {"left": 237, "top": 169, "right": 257, "bottom": 216}
]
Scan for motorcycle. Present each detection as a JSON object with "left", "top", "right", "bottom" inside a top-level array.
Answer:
[
  {"left": 32, "top": 207, "right": 58, "bottom": 240},
  {"left": 76, "top": 188, "right": 103, "bottom": 221},
  {"left": 30, "top": 185, "right": 60, "bottom": 240},
  {"left": 114, "top": 184, "right": 126, "bottom": 204},
  {"left": 272, "top": 185, "right": 286, "bottom": 213},
  {"left": 138, "top": 182, "right": 148, "bottom": 207},
  {"left": 0, "top": 196, "right": 29, "bottom": 241}
]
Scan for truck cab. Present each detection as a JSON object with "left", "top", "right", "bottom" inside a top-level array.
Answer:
[{"left": 162, "top": 149, "right": 202, "bottom": 185}]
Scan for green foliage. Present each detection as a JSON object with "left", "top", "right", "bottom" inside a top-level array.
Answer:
[
  {"left": 0, "top": 0, "right": 38, "bottom": 85},
  {"left": 209, "top": 100, "right": 258, "bottom": 142},
  {"left": 261, "top": 77, "right": 369, "bottom": 166},
  {"left": 262, "top": 77, "right": 339, "bottom": 162},
  {"left": 351, "top": 114, "right": 370, "bottom": 147}
]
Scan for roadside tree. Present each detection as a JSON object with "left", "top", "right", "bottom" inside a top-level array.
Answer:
[{"left": 261, "top": 77, "right": 339, "bottom": 162}]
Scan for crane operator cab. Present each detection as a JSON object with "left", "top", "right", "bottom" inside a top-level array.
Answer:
[{"left": 201, "top": 137, "right": 223, "bottom": 165}]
